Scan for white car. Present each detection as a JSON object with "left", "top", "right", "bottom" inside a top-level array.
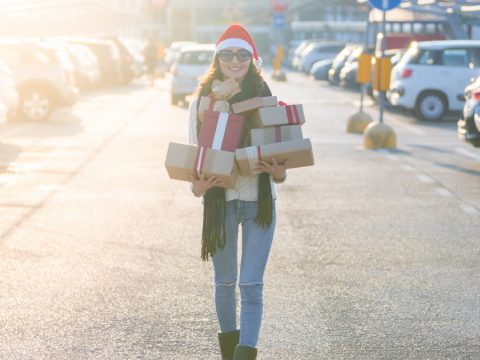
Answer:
[
  {"left": 168, "top": 44, "right": 214, "bottom": 105},
  {"left": 389, "top": 40, "right": 480, "bottom": 121},
  {"left": 297, "top": 42, "right": 346, "bottom": 73},
  {"left": 0, "top": 60, "right": 19, "bottom": 121}
]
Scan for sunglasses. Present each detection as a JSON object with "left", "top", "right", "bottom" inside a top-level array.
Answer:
[{"left": 218, "top": 49, "right": 252, "bottom": 63}]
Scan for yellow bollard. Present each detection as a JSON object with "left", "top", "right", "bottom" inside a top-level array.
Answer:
[
  {"left": 363, "top": 121, "right": 397, "bottom": 149},
  {"left": 347, "top": 111, "right": 373, "bottom": 134}
]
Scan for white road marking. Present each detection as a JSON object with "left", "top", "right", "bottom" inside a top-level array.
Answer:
[
  {"left": 434, "top": 187, "right": 453, "bottom": 197},
  {"left": 418, "top": 175, "right": 435, "bottom": 184},
  {"left": 454, "top": 147, "right": 480, "bottom": 162},
  {"left": 388, "top": 117, "right": 427, "bottom": 135},
  {"left": 460, "top": 203, "right": 480, "bottom": 216},
  {"left": 401, "top": 164, "right": 415, "bottom": 172},
  {"left": 386, "top": 154, "right": 399, "bottom": 161}
]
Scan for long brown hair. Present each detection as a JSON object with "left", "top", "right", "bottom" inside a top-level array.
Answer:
[{"left": 194, "top": 54, "right": 266, "bottom": 101}]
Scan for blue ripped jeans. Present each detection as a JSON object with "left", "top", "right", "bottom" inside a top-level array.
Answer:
[{"left": 212, "top": 200, "right": 276, "bottom": 348}]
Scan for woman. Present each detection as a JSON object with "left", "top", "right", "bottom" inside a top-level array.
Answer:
[{"left": 188, "top": 25, "right": 287, "bottom": 360}]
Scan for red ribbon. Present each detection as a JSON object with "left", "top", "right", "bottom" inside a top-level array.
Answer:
[
  {"left": 193, "top": 146, "right": 207, "bottom": 175},
  {"left": 275, "top": 126, "right": 281, "bottom": 142},
  {"left": 207, "top": 94, "right": 216, "bottom": 111},
  {"left": 286, "top": 105, "right": 300, "bottom": 125},
  {"left": 257, "top": 145, "right": 262, "bottom": 162}
]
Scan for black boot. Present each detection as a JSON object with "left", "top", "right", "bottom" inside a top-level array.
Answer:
[
  {"left": 233, "top": 345, "right": 257, "bottom": 360},
  {"left": 218, "top": 330, "right": 240, "bottom": 360}
]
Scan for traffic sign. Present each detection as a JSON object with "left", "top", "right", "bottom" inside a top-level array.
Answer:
[
  {"left": 271, "top": 0, "right": 288, "bottom": 13},
  {"left": 272, "top": 14, "right": 288, "bottom": 29},
  {"left": 367, "top": 0, "right": 402, "bottom": 11}
]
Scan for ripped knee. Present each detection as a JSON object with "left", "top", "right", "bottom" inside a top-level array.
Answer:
[{"left": 216, "top": 279, "right": 237, "bottom": 288}]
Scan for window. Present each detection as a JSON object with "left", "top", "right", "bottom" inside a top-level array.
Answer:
[
  {"left": 20, "top": 48, "right": 51, "bottom": 64},
  {"left": 179, "top": 50, "right": 213, "bottom": 65},
  {"left": 468, "top": 48, "right": 480, "bottom": 68},
  {"left": 441, "top": 48, "right": 469, "bottom": 67},
  {"left": 417, "top": 49, "right": 439, "bottom": 65}
]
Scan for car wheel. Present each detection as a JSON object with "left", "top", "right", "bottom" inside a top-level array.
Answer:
[
  {"left": 20, "top": 88, "right": 53, "bottom": 122},
  {"left": 415, "top": 91, "right": 447, "bottom": 121}
]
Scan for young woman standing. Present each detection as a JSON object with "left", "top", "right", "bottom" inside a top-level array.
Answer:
[{"left": 187, "top": 25, "right": 287, "bottom": 360}]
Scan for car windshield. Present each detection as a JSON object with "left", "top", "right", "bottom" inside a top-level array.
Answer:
[{"left": 178, "top": 50, "right": 213, "bottom": 65}]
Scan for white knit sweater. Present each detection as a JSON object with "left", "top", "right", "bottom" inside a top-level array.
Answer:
[{"left": 188, "top": 97, "right": 277, "bottom": 201}]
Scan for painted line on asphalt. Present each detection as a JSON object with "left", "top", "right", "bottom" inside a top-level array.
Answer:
[
  {"left": 460, "top": 203, "right": 480, "bottom": 216},
  {"left": 434, "top": 187, "right": 453, "bottom": 197},
  {"left": 417, "top": 174, "right": 435, "bottom": 184},
  {"left": 388, "top": 117, "right": 427, "bottom": 135},
  {"left": 454, "top": 147, "right": 480, "bottom": 162}
]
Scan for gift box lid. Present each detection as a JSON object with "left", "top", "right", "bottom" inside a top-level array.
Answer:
[
  {"left": 250, "top": 104, "right": 305, "bottom": 128},
  {"left": 231, "top": 96, "right": 278, "bottom": 114},
  {"left": 235, "top": 138, "right": 314, "bottom": 176},
  {"left": 165, "top": 142, "right": 238, "bottom": 188}
]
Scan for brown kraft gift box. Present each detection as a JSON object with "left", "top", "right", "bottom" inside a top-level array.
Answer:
[
  {"left": 198, "top": 96, "right": 230, "bottom": 123},
  {"left": 249, "top": 125, "right": 303, "bottom": 146},
  {"left": 231, "top": 96, "right": 278, "bottom": 114},
  {"left": 165, "top": 142, "right": 238, "bottom": 189},
  {"left": 235, "top": 139, "right": 314, "bottom": 176},
  {"left": 250, "top": 104, "right": 305, "bottom": 128}
]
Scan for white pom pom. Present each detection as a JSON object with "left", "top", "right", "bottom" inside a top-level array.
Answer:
[{"left": 255, "top": 57, "right": 262, "bottom": 67}]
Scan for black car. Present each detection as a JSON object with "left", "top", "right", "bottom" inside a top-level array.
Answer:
[{"left": 458, "top": 75, "right": 480, "bottom": 148}]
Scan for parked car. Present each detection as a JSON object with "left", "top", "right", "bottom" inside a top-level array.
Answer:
[
  {"left": 457, "top": 75, "right": 480, "bottom": 147},
  {"left": 165, "top": 41, "right": 197, "bottom": 70},
  {"left": 120, "top": 37, "right": 146, "bottom": 78},
  {"left": 68, "top": 38, "right": 123, "bottom": 86},
  {"left": 328, "top": 44, "right": 357, "bottom": 85},
  {"left": 309, "top": 59, "right": 333, "bottom": 81},
  {"left": 298, "top": 42, "right": 346, "bottom": 73},
  {"left": 168, "top": 44, "right": 214, "bottom": 105},
  {"left": 65, "top": 43, "right": 101, "bottom": 89},
  {"left": 0, "top": 39, "right": 78, "bottom": 121},
  {"left": 290, "top": 39, "right": 316, "bottom": 69},
  {"left": 0, "top": 59, "right": 19, "bottom": 121},
  {"left": 389, "top": 40, "right": 480, "bottom": 121},
  {"left": 99, "top": 35, "right": 135, "bottom": 84}
]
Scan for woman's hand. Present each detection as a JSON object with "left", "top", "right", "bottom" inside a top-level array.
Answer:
[
  {"left": 188, "top": 173, "right": 224, "bottom": 197},
  {"left": 254, "top": 159, "right": 288, "bottom": 181}
]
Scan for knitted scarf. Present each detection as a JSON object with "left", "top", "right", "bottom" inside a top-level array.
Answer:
[{"left": 197, "top": 79, "right": 273, "bottom": 261}]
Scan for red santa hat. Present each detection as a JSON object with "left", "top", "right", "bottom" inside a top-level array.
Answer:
[{"left": 215, "top": 24, "right": 262, "bottom": 67}]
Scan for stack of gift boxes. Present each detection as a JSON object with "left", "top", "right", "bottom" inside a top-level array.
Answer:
[{"left": 165, "top": 91, "right": 314, "bottom": 188}]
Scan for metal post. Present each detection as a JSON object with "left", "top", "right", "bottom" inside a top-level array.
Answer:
[
  {"left": 360, "top": 6, "right": 371, "bottom": 114},
  {"left": 379, "top": 9, "right": 386, "bottom": 124}
]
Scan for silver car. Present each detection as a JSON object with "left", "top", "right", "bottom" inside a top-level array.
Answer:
[{"left": 0, "top": 39, "right": 78, "bottom": 121}]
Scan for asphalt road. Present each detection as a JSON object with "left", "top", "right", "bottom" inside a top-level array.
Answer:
[{"left": 0, "top": 72, "right": 479, "bottom": 359}]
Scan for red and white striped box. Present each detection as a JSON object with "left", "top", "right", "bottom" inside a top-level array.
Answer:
[
  {"left": 250, "top": 104, "right": 305, "bottom": 128},
  {"left": 198, "top": 110, "right": 246, "bottom": 152}
]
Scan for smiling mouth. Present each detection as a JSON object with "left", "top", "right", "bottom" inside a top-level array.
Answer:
[{"left": 228, "top": 67, "right": 242, "bottom": 72}]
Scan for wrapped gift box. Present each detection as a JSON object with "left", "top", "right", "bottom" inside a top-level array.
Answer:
[
  {"left": 198, "top": 95, "right": 230, "bottom": 123},
  {"left": 235, "top": 139, "right": 314, "bottom": 176},
  {"left": 231, "top": 96, "right": 278, "bottom": 114},
  {"left": 198, "top": 110, "right": 246, "bottom": 152},
  {"left": 250, "top": 104, "right": 305, "bottom": 128},
  {"left": 165, "top": 142, "right": 238, "bottom": 189},
  {"left": 249, "top": 125, "right": 303, "bottom": 146}
]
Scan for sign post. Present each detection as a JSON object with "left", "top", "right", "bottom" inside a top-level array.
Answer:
[
  {"left": 362, "top": 0, "right": 401, "bottom": 149},
  {"left": 271, "top": 0, "right": 288, "bottom": 81}
]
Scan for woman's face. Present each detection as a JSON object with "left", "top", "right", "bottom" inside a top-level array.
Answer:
[{"left": 218, "top": 47, "right": 252, "bottom": 80}]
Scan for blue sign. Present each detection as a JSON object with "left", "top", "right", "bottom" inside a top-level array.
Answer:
[
  {"left": 272, "top": 14, "right": 288, "bottom": 29},
  {"left": 367, "top": 0, "right": 402, "bottom": 11}
]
